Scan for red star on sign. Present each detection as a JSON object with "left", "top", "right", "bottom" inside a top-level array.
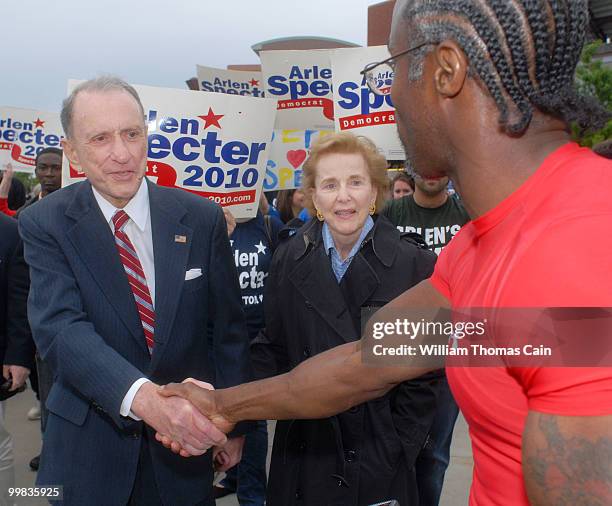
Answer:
[
  {"left": 248, "top": 78, "right": 259, "bottom": 87},
  {"left": 34, "top": 118, "right": 45, "bottom": 129},
  {"left": 198, "top": 108, "right": 224, "bottom": 129}
]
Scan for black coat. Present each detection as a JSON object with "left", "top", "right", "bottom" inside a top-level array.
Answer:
[
  {"left": 0, "top": 213, "right": 34, "bottom": 370},
  {"left": 252, "top": 216, "right": 443, "bottom": 506}
]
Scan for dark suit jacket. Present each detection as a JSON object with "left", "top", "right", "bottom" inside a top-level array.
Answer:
[
  {"left": 0, "top": 213, "right": 34, "bottom": 370},
  {"left": 19, "top": 179, "right": 251, "bottom": 506}
]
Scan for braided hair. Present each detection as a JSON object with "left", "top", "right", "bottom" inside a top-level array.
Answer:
[{"left": 401, "top": 0, "right": 610, "bottom": 135}]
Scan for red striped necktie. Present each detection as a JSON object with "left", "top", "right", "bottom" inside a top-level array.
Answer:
[{"left": 112, "top": 210, "right": 155, "bottom": 353}]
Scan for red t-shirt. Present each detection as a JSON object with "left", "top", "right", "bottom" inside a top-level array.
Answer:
[{"left": 430, "top": 143, "right": 612, "bottom": 505}]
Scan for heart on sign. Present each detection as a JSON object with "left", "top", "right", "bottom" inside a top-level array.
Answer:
[{"left": 287, "top": 149, "right": 307, "bottom": 169}]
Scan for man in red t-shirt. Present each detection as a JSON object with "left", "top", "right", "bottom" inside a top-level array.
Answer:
[
  {"left": 156, "top": 2, "right": 612, "bottom": 504},
  {"left": 429, "top": 142, "right": 612, "bottom": 504}
]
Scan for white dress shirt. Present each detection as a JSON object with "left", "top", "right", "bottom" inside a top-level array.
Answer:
[{"left": 92, "top": 180, "right": 153, "bottom": 419}]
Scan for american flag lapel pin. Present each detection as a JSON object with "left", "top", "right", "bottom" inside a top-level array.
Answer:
[{"left": 174, "top": 235, "right": 187, "bottom": 243}]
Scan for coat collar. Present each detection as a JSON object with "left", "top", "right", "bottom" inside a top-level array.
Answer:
[
  {"left": 288, "top": 216, "right": 400, "bottom": 344},
  {"left": 295, "top": 215, "right": 400, "bottom": 268},
  {"left": 288, "top": 240, "right": 358, "bottom": 343}
]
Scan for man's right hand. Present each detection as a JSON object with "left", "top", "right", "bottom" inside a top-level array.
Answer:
[
  {"left": 156, "top": 381, "right": 235, "bottom": 456},
  {"left": 131, "top": 382, "right": 227, "bottom": 456}
]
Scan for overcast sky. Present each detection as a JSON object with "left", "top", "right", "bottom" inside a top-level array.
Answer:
[{"left": 2, "top": 0, "right": 385, "bottom": 112}]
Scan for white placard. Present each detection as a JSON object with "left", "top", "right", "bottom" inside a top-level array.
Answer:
[
  {"left": 264, "top": 129, "right": 333, "bottom": 191},
  {"left": 261, "top": 49, "right": 335, "bottom": 130},
  {"left": 196, "top": 65, "right": 265, "bottom": 98},
  {"left": 0, "top": 106, "right": 64, "bottom": 173},
  {"left": 331, "top": 46, "right": 405, "bottom": 160},
  {"left": 63, "top": 81, "right": 277, "bottom": 219}
]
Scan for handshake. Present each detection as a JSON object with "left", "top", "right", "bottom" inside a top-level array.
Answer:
[{"left": 131, "top": 378, "right": 237, "bottom": 470}]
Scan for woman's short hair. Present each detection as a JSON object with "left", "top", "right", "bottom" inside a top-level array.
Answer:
[{"left": 301, "top": 132, "right": 389, "bottom": 214}]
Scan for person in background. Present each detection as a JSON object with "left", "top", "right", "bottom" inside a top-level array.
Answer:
[
  {"left": 17, "top": 148, "right": 63, "bottom": 217},
  {"left": 0, "top": 212, "right": 35, "bottom": 505},
  {"left": 384, "top": 170, "right": 470, "bottom": 256},
  {"left": 216, "top": 194, "right": 283, "bottom": 506},
  {"left": 272, "top": 189, "right": 305, "bottom": 224},
  {"left": 14, "top": 147, "right": 64, "bottom": 471},
  {"left": 391, "top": 171, "right": 414, "bottom": 199},
  {"left": 0, "top": 165, "right": 26, "bottom": 216},
  {"left": 0, "top": 148, "right": 63, "bottom": 218},
  {"left": 249, "top": 133, "right": 441, "bottom": 506},
  {"left": 0, "top": 165, "right": 18, "bottom": 217}
]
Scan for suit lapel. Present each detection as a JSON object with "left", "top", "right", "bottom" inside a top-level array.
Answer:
[
  {"left": 147, "top": 181, "right": 192, "bottom": 372},
  {"left": 289, "top": 242, "right": 357, "bottom": 342},
  {"left": 65, "top": 182, "right": 148, "bottom": 353}
]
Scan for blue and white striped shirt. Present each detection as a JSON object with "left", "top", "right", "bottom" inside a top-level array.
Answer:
[{"left": 322, "top": 216, "right": 374, "bottom": 283}]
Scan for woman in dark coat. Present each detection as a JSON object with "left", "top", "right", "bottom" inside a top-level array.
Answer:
[{"left": 251, "top": 133, "right": 443, "bottom": 506}]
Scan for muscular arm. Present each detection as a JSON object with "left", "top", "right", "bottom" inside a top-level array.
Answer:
[
  {"left": 523, "top": 411, "right": 612, "bottom": 506},
  {"left": 162, "top": 279, "right": 448, "bottom": 428}
]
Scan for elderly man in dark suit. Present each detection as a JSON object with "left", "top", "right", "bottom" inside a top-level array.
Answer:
[
  {"left": 19, "top": 76, "right": 251, "bottom": 506},
  {"left": 0, "top": 212, "right": 35, "bottom": 503}
]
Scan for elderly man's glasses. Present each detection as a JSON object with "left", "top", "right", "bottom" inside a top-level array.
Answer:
[{"left": 360, "top": 42, "right": 430, "bottom": 96}]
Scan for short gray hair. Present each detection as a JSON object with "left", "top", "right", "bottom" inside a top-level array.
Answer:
[{"left": 60, "top": 75, "right": 145, "bottom": 138}]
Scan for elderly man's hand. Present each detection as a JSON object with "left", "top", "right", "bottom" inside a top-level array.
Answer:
[
  {"left": 131, "top": 382, "right": 227, "bottom": 457},
  {"left": 156, "top": 379, "right": 235, "bottom": 457},
  {"left": 213, "top": 435, "right": 245, "bottom": 472}
]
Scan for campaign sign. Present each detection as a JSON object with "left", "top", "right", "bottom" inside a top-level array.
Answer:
[
  {"left": 261, "top": 49, "right": 335, "bottom": 130},
  {"left": 331, "top": 46, "right": 404, "bottom": 160},
  {"left": 0, "top": 107, "right": 63, "bottom": 173},
  {"left": 264, "top": 129, "right": 333, "bottom": 191},
  {"left": 63, "top": 81, "right": 277, "bottom": 218},
  {"left": 197, "top": 65, "right": 265, "bottom": 98}
]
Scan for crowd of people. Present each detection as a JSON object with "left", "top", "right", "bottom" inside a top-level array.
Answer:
[
  {"left": 1, "top": 131, "right": 467, "bottom": 506},
  {"left": 1, "top": 1, "right": 611, "bottom": 506}
]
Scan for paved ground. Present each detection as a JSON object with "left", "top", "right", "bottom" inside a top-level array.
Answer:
[{"left": 6, "top": 389, "right": 473, "bottom": 505}]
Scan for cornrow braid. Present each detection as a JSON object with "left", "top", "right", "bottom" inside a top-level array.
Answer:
[
  {"left": 565, "top": 0, "right": 589, "bottom": 81},
  {"left": 401, "top": 0, "right": 611, "bottom": 135},
  {"left": 420, "top": 21, "right": 515, "bottom": 130},
  {"left": 543, "top": 0, "right": 569, "bottom": 97},
  {"left": 487, "top": 0, "right": 539, "bottom": 102},
  {"left": 412, "top": 1, "right": 532, "bottom": 131},
  {"left": 520, "top": 0, "right": 551, "bottom": 92}
]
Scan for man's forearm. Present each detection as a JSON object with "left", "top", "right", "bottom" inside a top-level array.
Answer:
[{"left": 217, "top": 340, "right": 433, "bottom": 423}]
